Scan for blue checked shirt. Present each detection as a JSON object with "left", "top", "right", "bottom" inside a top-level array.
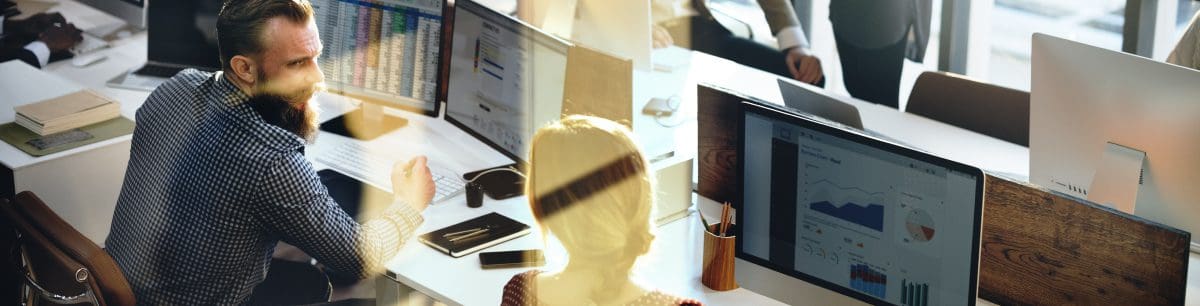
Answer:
[{"left": 106, "top": 70, "right": 423, "bottom": 305}]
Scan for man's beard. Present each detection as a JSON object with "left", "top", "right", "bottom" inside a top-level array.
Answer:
[{"left": 246, "top": 92, "right": 320, "bottom": 143}]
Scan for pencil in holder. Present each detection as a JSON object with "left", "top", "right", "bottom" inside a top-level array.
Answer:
[{"left": 701, "top": 224, "right": 738, "bottom": 291}]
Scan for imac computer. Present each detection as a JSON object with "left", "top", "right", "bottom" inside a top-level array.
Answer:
[
  {"left": 312, "top": 0, "right": 449, "bottom": 140},
  {"left": 444, "top": 0, "right": 571, "bottom": 197},
  {"left": 1030, "top": 33, "right": 1200, "bottom": 248},
  {"left": 107, "top": 0, "right": 220, "bottom": 91},
  {"left": 738, "top": 101, "right": 985, "bottom": 305}
]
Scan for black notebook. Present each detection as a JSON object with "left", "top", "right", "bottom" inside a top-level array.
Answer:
[{"left": 418, "top": 212, "right": 531, "bottom": 257}]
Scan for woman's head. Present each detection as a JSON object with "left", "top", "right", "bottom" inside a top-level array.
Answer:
[{"left": 526, "top": 115, "right": 656, "bottom": 269}]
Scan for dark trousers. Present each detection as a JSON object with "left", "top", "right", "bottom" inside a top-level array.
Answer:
[
  {"left": 662, "top": 16, "right": 825, "bottom": 88},
  {"left": 833, "top": 34, "right": 907, "bottom": 109},
  {"left": 247, "top": 259, "right": 331, "bottom": 305}
]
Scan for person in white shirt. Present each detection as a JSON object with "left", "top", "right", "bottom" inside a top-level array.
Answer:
[
  {"left": 654, "top": 0, "right": 825, "bottom": 86},
  {"left": 0, "top": 4, "right": 82, "bottom": 68}
]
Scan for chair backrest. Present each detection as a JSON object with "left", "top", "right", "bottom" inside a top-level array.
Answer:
[
  {"left": 906, "top": 71, "right": 1031, "bottom": 147},
  {"left": 1, "top": 191, "right": 135, "bottom": 306}
]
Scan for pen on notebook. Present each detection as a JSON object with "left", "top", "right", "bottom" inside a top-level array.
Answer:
[
  {"left": 447, "top": 228, "right": 489, "bottom": 243},
  {"left": 444, "top": 227, "right": 482, "bottom": 237}
]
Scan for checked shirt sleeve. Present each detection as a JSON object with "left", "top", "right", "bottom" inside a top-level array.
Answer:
[{"left": 253, "top": 153, "right": 423, "bottom": 279}]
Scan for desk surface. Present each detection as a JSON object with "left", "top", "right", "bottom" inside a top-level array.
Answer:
[
  {"left": 363, "top": 49, "right": 1025, "bottom": 305},
  {"left": 0, "top": 28, "right": 148, "bottom": 170}
]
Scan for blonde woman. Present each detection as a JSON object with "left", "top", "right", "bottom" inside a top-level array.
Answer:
[{"left": 500, "top": 116, "right": 701, "bottom": 306}]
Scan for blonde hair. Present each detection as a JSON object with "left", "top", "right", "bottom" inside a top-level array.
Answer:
[{"left": 526, "top": 115, "right": 656, "bottom": 303}]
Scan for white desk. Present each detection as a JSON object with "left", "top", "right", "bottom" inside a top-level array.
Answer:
[
  {"left": 0, "top": 21, "right": 149, "bottom": 245},
  {"left": 365, "top": 49, "right": 1015, "bottom": 305},
  {"left": 688, "top": 54, "right": 1030, "bottom": 180}
]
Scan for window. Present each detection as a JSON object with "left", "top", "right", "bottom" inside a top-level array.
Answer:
[{"left": 984, "top": 0, "right": 1125, "bottom": 91}]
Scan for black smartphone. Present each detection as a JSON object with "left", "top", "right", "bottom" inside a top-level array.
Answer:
[{"left": 479, "top": 249, "right": 545, "bottom": 269}]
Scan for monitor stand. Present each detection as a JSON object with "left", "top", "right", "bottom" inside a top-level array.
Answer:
[
  {"left": 1087, "top": 142, "right": 1147, "bottom": 214},
  {"left": 321, "top": 103, "right": 408, "bottom": 141}
]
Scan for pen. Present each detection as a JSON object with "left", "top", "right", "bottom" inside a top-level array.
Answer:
[
  {"left": 719, "top": 201, "right": 730, "bottom": 237},
  {"left": 721, "top": 202, "right": 733, "bottom": 237},
  {"left": 444, "top": 227, "right": 482, "bottom": 237},
  {"left": 448, "top": 229, "right": 489, "bottom": 243}
]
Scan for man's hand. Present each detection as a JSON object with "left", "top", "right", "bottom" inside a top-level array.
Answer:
[
  {"left": 785, "top": 47, "right": 823, "bottom": 85},
  {"left": 652, "top": 25, "right": 674, "bottom": 49},
  {"left": 8, "top": 12, "right": 66, "bottom": 39},
  {"left": 391, "top": 156, "right": 435, "bottom": 212},
  {"left": 39, "top": 22, "right": 82, "bottom": 52}
]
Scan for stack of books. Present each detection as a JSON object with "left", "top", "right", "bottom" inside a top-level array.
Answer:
[{"left": 14, "top": 90, "right": 120, "bottom": 136}]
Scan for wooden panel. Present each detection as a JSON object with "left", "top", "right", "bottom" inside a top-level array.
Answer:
[
  {"left": 978, "top": 175, "right": 1189, "bottom": 305},
  {"left": 561, "top": 45, "right": 633, "bottom": 127},
  {"left": 696, "top": 84, "right": 743, "bottom": 204}
]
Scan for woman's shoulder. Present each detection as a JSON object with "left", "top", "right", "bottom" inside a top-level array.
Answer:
[{"left": 500, "top": 270, "right": 542, "bottom": 306}]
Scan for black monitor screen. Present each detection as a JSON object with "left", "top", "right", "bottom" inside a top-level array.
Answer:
[
  {"left": 737, "top": 101, "right": 985, "bottom": 306},
  {"left": 147, "top": 0, "right": 221, "bottom": 70}
]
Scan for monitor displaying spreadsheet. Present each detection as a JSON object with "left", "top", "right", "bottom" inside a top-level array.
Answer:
[{"left": 312, "top": 0, "right": 446, "bottom": 115}]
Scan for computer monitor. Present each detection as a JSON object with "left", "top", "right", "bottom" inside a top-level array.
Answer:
[
  {"left": 1030, "top": 33, "right": 1200, "bottom": 248},
  {"left": 520, "top": 0, "right": 652, "bottom": 71},
  {"left": 777, "top": 78, "right": 863, "bottom": 130},
  {"left": 737, "top": 101, "right": 985, "bottom": 305},
  {"left": 77, "top": 0, "right": 145, "bottom": 31},
  {"left": 444, "top": 0, "right": 570, "bottom": 168},
  {"left": 106, "top": 0, "right": 221, "bottom": 91},
  {"left": 312, "top": 0, "right": 449, "bottom": 140}
]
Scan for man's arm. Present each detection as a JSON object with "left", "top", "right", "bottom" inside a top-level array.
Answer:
[
  {"left": 756, "top": 0, "right": 822, "bottom": 85},
  {"left": 253, "top": 153, "right": 424, "bottom": 280},
  {"left": 756, "top": 0, "right": 807, "bottom": 51}
]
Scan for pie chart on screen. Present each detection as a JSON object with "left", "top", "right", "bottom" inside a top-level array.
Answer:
[{"left": 905, "top": 209, "right": 936, "bottom": 242}]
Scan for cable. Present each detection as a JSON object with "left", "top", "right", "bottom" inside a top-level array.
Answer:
[{"left": 466, "top": 167, "right": 525, "bottom": 183}]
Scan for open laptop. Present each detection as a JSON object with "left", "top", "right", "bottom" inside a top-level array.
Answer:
[
  {"left": 777, "top": 78, "right": 863, "bottom": 130},
  {"left": 108, "top": 0, "right": 220, "bottom": 91},
  {"left": 737, "top": 100, "right": 985, "bottom": 305}
]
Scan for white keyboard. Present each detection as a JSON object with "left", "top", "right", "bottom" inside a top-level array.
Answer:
[{"left": 317, "top": 142, "right": 466, "bottom": 204}]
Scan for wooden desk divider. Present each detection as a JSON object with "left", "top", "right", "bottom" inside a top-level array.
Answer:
[
  {"left": 696, "top": 83, "right": 1190, "bottom": 305},
  {"left": 978, "top": 175, "right": 1188, "bottom": 305},
  {"left": 561, "top": 45, "right": 633, "bottom": 127}
]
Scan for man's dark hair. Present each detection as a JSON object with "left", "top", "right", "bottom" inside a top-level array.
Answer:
[{"left": 216, "top": 0, "right": 314, "bottom": 73}]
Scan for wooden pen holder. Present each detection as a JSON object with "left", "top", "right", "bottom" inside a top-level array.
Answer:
[{"left": 701, "top": 224, "right": 738, "bottom": 291}]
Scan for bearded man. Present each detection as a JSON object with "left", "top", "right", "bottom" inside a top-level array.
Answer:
[{"left": 105, "top": 0, "right": 435, "bottom": 304}]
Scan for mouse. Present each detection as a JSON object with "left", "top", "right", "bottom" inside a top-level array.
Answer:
[{"left": 71, "top": 53, "right": 107, "bottom": 67}]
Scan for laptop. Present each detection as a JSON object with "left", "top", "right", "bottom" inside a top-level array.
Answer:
[
  {"left": 108, "top": 0, "right": 220, "bottom": 91},
  {"left": 737, "top": 100, "right": 985, "bottom": 305},
  {"left": 777, "top": 78, "right": 863, "bottom": 130}
]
